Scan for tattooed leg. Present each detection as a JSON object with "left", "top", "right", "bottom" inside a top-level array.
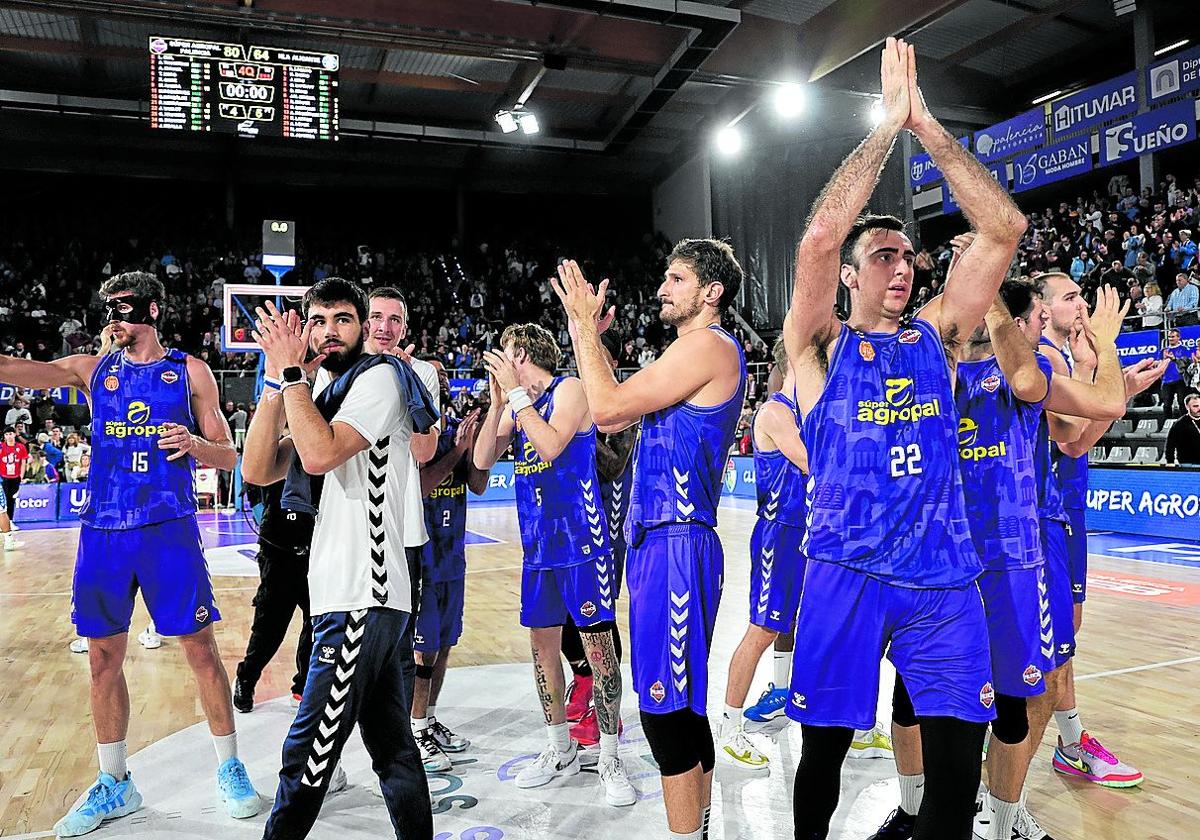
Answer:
[
  {"left": 579, "top": 629, "right": 622, "bottom": 736},
  {"left": 530, "top": 627, "right": 567, "bottom": 726}
]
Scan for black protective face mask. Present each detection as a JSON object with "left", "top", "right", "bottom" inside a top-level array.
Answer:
[{"left": 103, "top": 295, "right": 157, "bottom": 325}]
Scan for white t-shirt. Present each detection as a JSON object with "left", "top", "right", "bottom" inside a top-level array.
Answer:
[
  {"left": 404, "top": 357, "right": 441, "bottom": 546},
  {"left": 308, "top": 365, "right": 417, "bottom": 616}
]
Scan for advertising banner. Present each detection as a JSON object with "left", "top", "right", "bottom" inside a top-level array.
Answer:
[
  {"left": 944, "top": 163, "right": 1007, "bottom": 214},
  {"left": 907, "top": 137, "right": 970, "bottom": 189},
  {"left": 58, "top": 482, "right": 89, "bottom": 521},
  {"left": 1049, "top": 72, "right": 1138, "bottom": 137},
  {"left": 973, "top": 109, "right": 1046, "bottom": 162},
  {"left": 1012, "top": 136, "right": 1093, "bottom": 193},
  {"left": 1087, "top": 467, "right": 1200, "bottom": 540},
  {"left": 0, "top": 384, "right": 88, "bottom": 408},
  {"left": 1147, "top": 43, "right": 1200, "bottom": 103},
  {"left": 1101, "top": 99, "right": 1197, "bottom": 166},
  {"left": 1113, "top": 324, "right": 1200, "bottom": 367},
  {"left": 12, "top": 483, "right": 57, "bottom": 523}
]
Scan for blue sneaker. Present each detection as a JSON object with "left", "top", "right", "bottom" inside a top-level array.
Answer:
[
  {"left": 743, "top": 684, "right": 788, "bottom": 723},
  {"left": 217, "top": 757, "right": 262, "bottom": 819},
  {"left": 54, "top": 772, "right": 143, "bottom": 837}
]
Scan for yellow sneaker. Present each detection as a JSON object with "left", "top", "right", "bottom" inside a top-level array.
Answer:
[
  {"left": 850, "top": 724, "right": 893, "bottom": 759},
  {"left": 717, "top": 726, "right": 770, "bottom": 773}
]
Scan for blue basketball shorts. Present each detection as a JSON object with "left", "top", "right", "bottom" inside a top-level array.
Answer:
[
  {"left": 787, "top": 559, "right": 996, "bottom": 730},
  {"left": 1040, "top": 518, "right": 1076, "bottom": 666},
  {"left": 977, "top": 567, "right": 1054, "bottom": 697},
  {"left": 520, "top": 553, "right": 616, "bottom": 629},
  {"left": 748, "top": 518, "right": 806, "bottom": 633},
  {"left": 71, "top": 516, "right": 219, "bottom": 638},
  {"left": 627, "top": 523, "right": 724, "bottom": 716},
  {"left": 414, "top": 578, "right": 465, "bottom": 653},
  {"left": 1064, "top": 507, "right": 1087, "bottom": 603}
]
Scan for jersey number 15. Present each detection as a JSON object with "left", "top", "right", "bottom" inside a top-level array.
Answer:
[{"left": 132, "top": 452, "right": 149, "bottom": 473}]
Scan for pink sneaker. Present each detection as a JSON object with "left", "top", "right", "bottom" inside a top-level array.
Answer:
[
  {"left": 565, "top": 674, "right": 593, "bottom": 723},
  {"left": 1052, "top": 731, "right": 1144, "bottom": 788}
]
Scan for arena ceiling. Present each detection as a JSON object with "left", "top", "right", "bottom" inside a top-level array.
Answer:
[{"left": 0, "top": 0, "right": 1197, "bottom": 191}]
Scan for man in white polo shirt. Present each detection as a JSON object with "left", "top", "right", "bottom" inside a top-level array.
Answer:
[{"left": 242, "top": 278, "right": 434, "bottom": 839}]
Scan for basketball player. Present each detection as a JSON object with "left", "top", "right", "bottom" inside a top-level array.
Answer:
[
  {"left": 562, "top": 329, "right": 636, "bottom": 746},
  {"left": 412, "top": 359, "right": 487, "bottom": 769},
  {"left": 1032, "top": 273, "right": 1162, "bottom": 789},
  {"left": 0, "top": 272, "right": 260, "bottom": 836},
  {"left": 472, "top": 323, "right": 636, "bottom": 806},
  {"left": 245, "top": 279, "right": 434, "bottom": 838},
  {"left": 553, "top": 241, "right": 747, "bottom": 840},
  {"left": 869, "top": 278, "right": 1129, "bottom": 840},
  {"left": 783, "top": 39, "right": 1026, "bottom": 839},
  {"left": 716, "top": 337, "right": 807, "bottom": 773}
]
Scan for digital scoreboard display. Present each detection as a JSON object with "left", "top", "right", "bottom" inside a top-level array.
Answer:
[{"left": 149, "top": 36, "right": 339, "bottom": 140}]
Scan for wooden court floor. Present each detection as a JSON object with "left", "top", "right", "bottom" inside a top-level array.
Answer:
[{"left": 1, "top": 502, "right": 1198, "bottom": 838}]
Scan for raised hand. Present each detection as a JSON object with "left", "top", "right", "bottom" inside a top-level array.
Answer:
[
  {"left": 252, "top": 301, "right": 324, "bottom": 377},
  {"left": 1123, "top": 357, "right": 1168, "bottom": 397},
  {"left": 1082, "top": 284, "right": 1131, "bottom": 348},
  {"left": 454, "top": 408, "right": 482, "bottom": 451},
  {"left": 879, "top": 36, "right": 911, "bottom": 133},
  {"left": 551, "top": 259, "right": 609, "bottom": 330},
  {"left": 482, "top": 349, "right": 520, "bottom": 394},
  {"left": 1068, "top": 323, "right": 1098, "bottom": 371},
  {"left": 948, "top": 231, "right": 977, "bottom": 277},
  {"left": 903, "top": 42, "right": 932, "bottom": 134}
]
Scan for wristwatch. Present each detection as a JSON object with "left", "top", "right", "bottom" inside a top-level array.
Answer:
[{"left": 282, "top": 366, "right": 304, "bottom": 384}]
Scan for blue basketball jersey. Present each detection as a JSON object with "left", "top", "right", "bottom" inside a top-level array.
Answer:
[
  {"left": 628, "top": 326, "right": 747, "bottom": 540},
  {"left": 801, "top": 319, "right": 979, "bottom": 588},
  {"left": 955, "top": 355, "right": 1051, "bottom": 571},
  {"left": 84, "top": 349, "right": 197, "bottom": 530},
  {"left": 423, "top": 416, "right": 468, "bottom": 582},
  {"left": 753, "top": 391, "right": 807, "bottom": 528},
  {"left": 513, "top": 377, "right": 608, "bottom": 569},
  {"left": 600, "top": 451, "right": 634, "bottom": 553},
  {"left": 1035, "top": 338, "right": 1069, "bottom": 523},
  {"left": 1041, "top": 339, "right": 1089, "bottom": 510}
]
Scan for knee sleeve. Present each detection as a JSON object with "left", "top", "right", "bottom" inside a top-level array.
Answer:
[
  {"left": 914, "top": 716, "right": 988, "bottom": 839},
  {"left": 577, "top": 619, "right": 616, "bottom": 635},
  {"left": 990, "top": 694, "right": 1029, "bottom": 745},
  {"left": 793, "top": 724, "right": 854, "bottom": 839},
  {"left": 640, "top": 709, "right": 703, "bottom": 777},
  {"left": 892, "top": 674, "right": 918, "bottom": 728},
  {"left": 414, "top": 663, "right": 436, "bottom": 680}
]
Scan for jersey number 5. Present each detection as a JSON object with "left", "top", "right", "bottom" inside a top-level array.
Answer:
[
  {"left": 132, "top": 451, "right": 149, "bottom": 473},
  {"left": 889, "top": 444, "right": 922, "bottom": 478}
]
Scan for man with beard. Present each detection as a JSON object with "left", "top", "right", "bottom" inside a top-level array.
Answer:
[
  {"left": 0, "top": 272, "right": 259, "bottom": 836},
  {"left": 553, "top": 239, "right": 747, "bottom": 839},
  {"left": 782, "top": 39, "right": 1026, "bottom": 839},
  {"left": 246, "top": 278, "right": 434, "bottom": 839}
]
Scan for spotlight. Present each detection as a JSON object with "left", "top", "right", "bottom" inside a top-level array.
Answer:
[
  {"left": 715, "top": 124, "right": 743, "bottom": 156},
  {"left": 494, "top": 110, "right": 518, "bottom": 133},
  {"left": 518, "top": 111, "right": 540, "bottom": 135},
  {"left": 773, "top": 83, "right": 807, "bottom": 118},
  {"left": 869, "top": 99, "right": 885, "bottom": 127}
]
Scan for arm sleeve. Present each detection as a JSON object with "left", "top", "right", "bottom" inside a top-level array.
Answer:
[{"left": 331, "top": 366, "right": 404, "bottom": 444}]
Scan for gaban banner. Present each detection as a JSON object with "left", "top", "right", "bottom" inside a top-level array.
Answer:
[
  {"left": 1049, "top": 71, "right": 1138, "bottom": 137},
  {"left": 1101, "top": 99, "right": 1197, "bottom": 166},
  {"left": 1148, "top": 43, "right": 1200, "bottom": 103},
  {"left": 973, "top": 109, "right": 1046, "bottom": 163},
  {"left": 1087, "top": 467, "right": 1200, "bottom": 540},
  {"left": 943, "top": 163, "right": 1007, "bottom": 215},
  {"left": 1012, "top": 136, "right": 1092, "bottom": 193}
]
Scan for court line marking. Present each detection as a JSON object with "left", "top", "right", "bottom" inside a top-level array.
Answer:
[{"left": 1076, "top": 654, "right": 1200, "bottom": 681}]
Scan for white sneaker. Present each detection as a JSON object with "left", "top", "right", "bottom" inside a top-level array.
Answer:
[
  {"left": 416, "top": 728, "right": 452, "bottom": 773},
  {"left": 327, "top": 763, "right": 348, "bottom": 794},
  {"left": 9, "top": 522, "right": 19, "bottom": 531},
  {"left": 69, "top": 637, "right": 90, "bottom": 654},
  {"left": 717, "top": 726, "right": 770, "bottom": 773},
  {"left": 598, "top": 755, "right": 636, "bottom": 806},
  {"left": 973, "top": 794, "right": 994, "bottom": 839},
  {"left": 4, "top": 533, "right": 23, "bottom": 551},
  {"left": 137, "top": 626, "right": 162, "bottom": 649},
  {"left": 515, "top": 741, "right": 581, "bottom": 788},
  {"left": 367, "top": 776, "right": 383, "bottom": 798},
  {"left": 1013, "top": 803, "right": 1054, "bottom": 840}
]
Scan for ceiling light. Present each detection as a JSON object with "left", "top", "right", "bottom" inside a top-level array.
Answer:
[
  {"left": 869, "top": 99, "right": 884, "bottom": 127},
  {"left": 715, "top": 124, "right": 742, "bottom": 156},
  {"left": 773, "top": 83, "right": 807, "bottom": 118},
  {"left": 1155, "top": 39, "right": 1190, "bottom": 57},
  {"left": 494, "top": 110, "right": 518, "bottom": 133},
  {"left": 1031, "top": 89, "right": 1062, "bottom": 105},
  {"left": 518, "top": 111, "right": 540, "bottom": 135}
]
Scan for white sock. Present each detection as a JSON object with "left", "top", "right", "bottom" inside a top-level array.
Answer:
[
  {"left": 773, "top": 650, "right": 790, "bottom": 687},
  {"left": 989, "top": 792, "right": 1020, "bottom": 838},
  {"left": 213, "top": 731, "right": 238, "bottom": 765},
  {"left": 670, "top": 830, "right": 702, "bottom": 840},
  {"left": 898, "top": 772, "right": 925, "bottom": 815},
  {"left": 412, "top": 716, "right": 428, "bottom": 733},
  {"left": 723, "top": 704, "right": 742, "bottom": 731},
  {"left": 1054, "top": 708, "right": 1084, "bottom": 745},
  {"left": 600, "top": 732, "right": 619, "bottom": 759},
  {"left": 701, "top": 804, "right": 712, "bottom": 839},
  {"left": 549, "top": 722, "right": 570, "bottom": 753},
  {"left": 97, "top": 741, "right": 128, "bottom": 779},
  {"left": 427, "top": 704, "right": 438, "bottom": 722}
]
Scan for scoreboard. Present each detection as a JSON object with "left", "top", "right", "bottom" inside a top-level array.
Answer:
[{"left": 149, "top": 36, "right": 339, "bottom": 140}]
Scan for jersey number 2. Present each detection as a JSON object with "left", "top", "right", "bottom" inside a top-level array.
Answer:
[
  {"left": 889, "top": 444, "right": 922, "bottom": 478},
  {"left": 132, "top": 452, "right": 149, "bottom": 473}
]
